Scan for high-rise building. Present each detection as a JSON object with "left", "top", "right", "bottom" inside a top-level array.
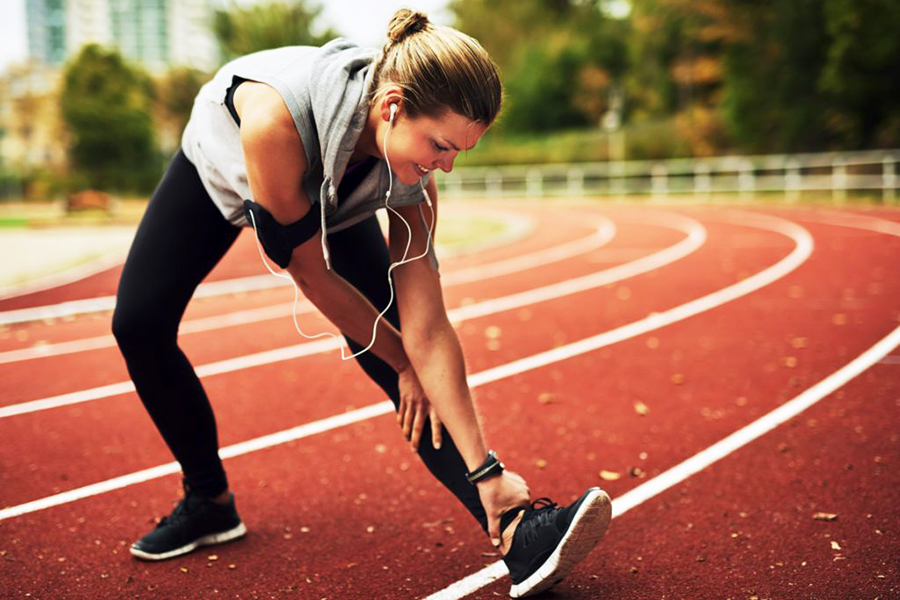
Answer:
[
  {"left": 26, "top": 0, "right": 68, "bottom": 66},
  {"left": 24, "top": 0, "right": 218, "bottom": 72}
]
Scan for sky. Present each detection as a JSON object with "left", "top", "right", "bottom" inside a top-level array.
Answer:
[{"left": 0, "top": 0, "right": 453, "bottom": 74}]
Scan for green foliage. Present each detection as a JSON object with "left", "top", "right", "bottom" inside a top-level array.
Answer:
[
  {"left": 213, "top": 1, "right": 339, "bottom": 62},
  {"left": 60, "top": 44, "right": 161, "bottom": 193},
  {"left": 450, "top": 0, "right": 629, "bottom": 134}
]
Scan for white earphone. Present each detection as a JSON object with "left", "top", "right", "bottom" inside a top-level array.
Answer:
[{"left": 248, "top": 97, "right": 435, "bottom": 362}]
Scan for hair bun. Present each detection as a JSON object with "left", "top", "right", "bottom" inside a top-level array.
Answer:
[{"left": 387, "top": 9, "right": 430, "bottom": 44}]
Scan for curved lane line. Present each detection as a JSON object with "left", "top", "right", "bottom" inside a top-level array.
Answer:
[
  {"left": 0, "top": 215, "right": 616, "bottom": 363},
  {"left": 421, "top": 212, "right": 900, "bottom": 600},
  {"left": 1, "top": 211, "right": 809, "bottom": 521},
  {"left": 0, "top": 206, "right": 539, "bottom": 325},
  {"left": 0, "top": 214, "right": 693, "bottom": 417}
]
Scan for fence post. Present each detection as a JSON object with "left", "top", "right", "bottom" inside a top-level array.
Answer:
[
  {"left": 611, "top": 161, "right": 626, "bottom": 200},
  {"left": 486, "top": 169, "right": 502, "bottom": 197},
  {"left": 651, "top": 163, "right": 668, "bottom": 200},
  {"left": 568, "top": 168, "right": 584, "bottom": 196},
  {"left": 526, "top": 169, "right": 543, "bottom": 197},
  {"left": 832, "top": 159, "right": 847, "bottom": 202},
  {"left": 694, "top": 162, "right": 710, "bottom": 200},
  {"left": 739, "top": 160, "right": 755, "bottom": 199},
  {"left": 883, "top": 157, "right": 896, "bottom": 204},
  {"left": 446, "top": 173, "right": 463, "bottom": 198},
  {"left": 786, "top": 159, "right": 802, "bottom": 203}
]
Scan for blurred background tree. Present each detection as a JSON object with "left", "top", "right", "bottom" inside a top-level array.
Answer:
[
  {"left": 60, "top": 44, "right": 160, "bottom": 193},
  {"left": 154, "top": 67, "right": 208, "bottom": 154},
  {"left": 213, "top": 1, "right": 339, "bottom": 62}
]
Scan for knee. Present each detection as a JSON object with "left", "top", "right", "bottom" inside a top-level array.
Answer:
[{"left": 112, "top": 302, "right": 175, "bottom": 351}]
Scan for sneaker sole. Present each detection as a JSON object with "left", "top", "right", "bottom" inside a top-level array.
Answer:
[
  {"left": 508, "top": 488, "right": 612, "bottom": 598},
  {"left": 129, "top": 521, "right": 247, "bottom": 561}
]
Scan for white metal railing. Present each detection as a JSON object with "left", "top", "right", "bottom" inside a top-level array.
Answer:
[{"left": 438, "top": 148, "right": 898, "bottom": 203}]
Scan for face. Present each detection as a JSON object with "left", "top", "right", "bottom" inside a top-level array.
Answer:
[{"left": 378, "top": 105, "right": 488, "bottom": 186}]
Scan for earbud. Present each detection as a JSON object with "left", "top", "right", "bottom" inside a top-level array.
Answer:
[{"left": 389, "top": 103, "right": 398, "bottom": 123}]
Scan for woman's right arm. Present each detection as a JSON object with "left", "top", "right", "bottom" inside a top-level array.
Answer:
[{"left": 234, "top": 83, "right": 411, "bottom": 373}]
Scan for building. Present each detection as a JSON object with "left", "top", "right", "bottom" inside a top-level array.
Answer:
[
  {"left": 0, "top": 62, "right": 67, "bottom": 172},
  {"left": 25, "top": 0, "right": 218, "bottom": 72}
]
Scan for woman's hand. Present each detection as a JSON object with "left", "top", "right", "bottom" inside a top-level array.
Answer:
[
  {"left": 476, "top": 470, "right": 531, "bottom": 549},
  {"left": 397, "top": 365, "right": 443, "bottom": 451}
]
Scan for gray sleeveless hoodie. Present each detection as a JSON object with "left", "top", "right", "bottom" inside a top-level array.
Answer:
[{"left": 181, "top": 38, "right": 434, "bottom": 267}]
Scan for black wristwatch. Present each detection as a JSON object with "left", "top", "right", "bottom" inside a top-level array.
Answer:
[{"left": 466, "top": 450, "right": 505, "bottom": 485}]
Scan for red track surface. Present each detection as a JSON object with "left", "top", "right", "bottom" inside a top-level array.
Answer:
[{"left": 1, "top": 202, "right": 898, "bottom": 600}]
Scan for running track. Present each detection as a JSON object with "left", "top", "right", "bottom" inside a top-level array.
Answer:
[{"left": 1, "top": 201, "right": 898, "bottom": 600}]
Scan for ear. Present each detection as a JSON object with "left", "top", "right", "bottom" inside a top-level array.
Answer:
[{"left": 379, "top": 86, "right": 404, "bottom": 123}]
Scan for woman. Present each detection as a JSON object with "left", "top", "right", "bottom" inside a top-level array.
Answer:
[{"left": 112, "top": 9, "right": 610, "bottom": 598}]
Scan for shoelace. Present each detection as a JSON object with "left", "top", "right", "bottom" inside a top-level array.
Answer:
[
  {"left": 518, "top": 498, "right": 559, "bottom": 546},
  {"left": 156, "top": 493, "right": 194, "bottom": 529}
]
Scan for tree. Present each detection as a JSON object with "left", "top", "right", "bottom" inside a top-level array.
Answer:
[
  {"left": 213, "top": 1, "right": 339, "bottom": 63},
  {"left": 450, "top": 0, "right": 629, "bottom": 133},
  {"left": 60, "top": 44, "right": 160, "bottom": 192},
  {"left": 155, "top": 67, "right": 209, "bottom": 153}
]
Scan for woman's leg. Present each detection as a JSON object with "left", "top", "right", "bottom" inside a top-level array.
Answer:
[
  {"left": 112, "top": 150, "right": 240, "bottom": 498},
  {"left": 327, "top": 216, "right": 489, "bottom": 532}
]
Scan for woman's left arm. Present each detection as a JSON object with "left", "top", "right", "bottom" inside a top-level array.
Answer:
[{"left": 389, "top": 180, "right": 488, "bottom": 472}]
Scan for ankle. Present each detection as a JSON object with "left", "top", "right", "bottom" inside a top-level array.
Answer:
[
  {"left": 210, "top": 490, "right": 231, "bottom": 505},
  {"left": 500, "top": 511, "right": 525, "bottom": 556}
]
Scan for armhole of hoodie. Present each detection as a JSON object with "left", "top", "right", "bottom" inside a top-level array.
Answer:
[{"left": 224, "top": 75, "right": 250, "bottom": 127}]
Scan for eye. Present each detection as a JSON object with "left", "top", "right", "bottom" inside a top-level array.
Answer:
[{"left": 432, "top": 140, "right": 450, "bottom": 152}]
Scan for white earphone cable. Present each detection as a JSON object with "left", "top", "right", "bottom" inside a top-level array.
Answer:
[{"left": 247, "top": 104, "right": 436, "bottom": 361}]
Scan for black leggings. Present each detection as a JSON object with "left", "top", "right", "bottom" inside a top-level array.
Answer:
[{"left": 112, "top": 150, "right": 487, "bottom": 532}]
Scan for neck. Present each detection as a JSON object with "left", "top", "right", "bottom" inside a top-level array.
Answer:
[{"left": 351, "top": 108, "right": 383, "bottom": 163}]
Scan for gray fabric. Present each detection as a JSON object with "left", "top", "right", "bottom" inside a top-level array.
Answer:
[{"left": 181, "top": 38, "right": 433, "bottom": 239}]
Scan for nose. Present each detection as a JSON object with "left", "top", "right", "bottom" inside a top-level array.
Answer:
[{"left": 437, "top": 153, "right": 456, "bottom": 173}]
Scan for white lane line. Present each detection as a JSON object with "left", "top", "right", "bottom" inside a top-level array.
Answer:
[
  {"left": 0, "top": 215, "right": 616, "bottom": 363},
  {"left": 0, "top": 214, "right": 692, "bottom": 418},
  {"left": 421, "top": 323, "right": 900, "bottom": 600},
  {"left": 0, "top": 207, "right": 540, "bottom": 327},
  {"left": 0, "top": 212, "right": 801, "bottom": 520},
  {"left": 878, "top": 355, "right": 900, "bottom": 365},
  {"left": 420, "top": 211, "right": 900, "bottom": 600}
]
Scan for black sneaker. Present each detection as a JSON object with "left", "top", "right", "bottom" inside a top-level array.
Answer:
[
  {"left": 503, "top": 487, "right": 611, "bottom": 598},
  {"left": 130, "top": 486, "right": 247, "bottom": 561}
]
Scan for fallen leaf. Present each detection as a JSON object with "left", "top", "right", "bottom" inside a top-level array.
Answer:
[
  {"left": 782, "top": 356, "right": 798, "bottom": 368},
  {"left": 832, "top": 313, "right": 847, "bottom": 326},
  {"left": 633, "top": 401, "right": 650, "bottom": 416},
  {"left": 830, "top": 541, "right": 842, "bottom": 551},
  {"left": 537, "top": 393, "right": 558, "bottom": 404},
  {"left": 671, "top": 373, "right": 685, "bottom": 385},
  {"left": 628, "top": 466, "right": 646, "bottom": 478},
  {"left": 536, "top": 459, "right": 548, "bottom": 469},
  {"left": 599, "top": 470, "right": 621, "bottom": 481},
  {"left": 646, "top": 336, "right": 660, "bottom": 349},
  {"left": 484, "top": 326, "right": 502, "bottom": 339},
  {"left": 791, "top": 337, "right": 808, "bottom": 349},
  {"left": 813, "top": 512, "right": 838, "bottom": 522}
]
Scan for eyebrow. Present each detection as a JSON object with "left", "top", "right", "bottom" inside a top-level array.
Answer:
[{"left": 442, "top": 137, "right": 477, "bottom": 152}]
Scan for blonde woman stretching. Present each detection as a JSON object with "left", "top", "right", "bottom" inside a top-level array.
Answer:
[{"left": 112, "top": 9, "right": 611, "bottom": 597}]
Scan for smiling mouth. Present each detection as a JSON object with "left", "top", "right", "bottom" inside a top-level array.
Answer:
[{"left": 414, "top": 163, "right": 431, "bottom": 176}]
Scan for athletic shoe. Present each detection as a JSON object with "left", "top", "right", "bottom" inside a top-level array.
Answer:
[
  {"left": 503, "top": 487, "right": 612, "bottom": 598},
  {"left": 130, "top": 485, "right": 247, "bottom": 561}
]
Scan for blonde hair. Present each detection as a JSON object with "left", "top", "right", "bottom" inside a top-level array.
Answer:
[{"left": 368, "top": 9, "right": 502, "bottom": 125}]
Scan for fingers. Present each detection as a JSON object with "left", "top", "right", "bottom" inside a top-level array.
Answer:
[
  {"left": 409, "top": 403, "right": 426, "bottom": 451},
  {"left": 401, "top": 398, "right": 415, "bottom": 441},
  {"left": 430, "top": 409, "right": 442, "bottom": 450},
  {"left": 487, "top": 514, "right": 501, "bottom": 548}
]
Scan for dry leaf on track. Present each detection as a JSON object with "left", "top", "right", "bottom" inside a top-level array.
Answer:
[
  {"left": 633, "top": 401, "right": 650, "bottom": 416},
  {"left": 813, "top": 512, "right": 838, "bottom": 522},
  {"left": 599, "top": 470, "right": 621, "bottom": 481}
]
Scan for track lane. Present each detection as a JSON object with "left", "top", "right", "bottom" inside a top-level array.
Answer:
[{"left": 3, "top": 206, "right": 898, "bottom": 600}]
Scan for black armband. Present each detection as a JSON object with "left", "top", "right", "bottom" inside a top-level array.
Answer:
[
  {"left": 466, "top": 450, "right": 505, "bottom": 485},
  {"left": 243, "top": 199, "right": 322, "bottom": 269}
]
